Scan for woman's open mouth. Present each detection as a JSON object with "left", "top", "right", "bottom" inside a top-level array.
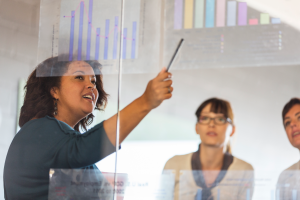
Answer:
[{"left": 82, "top": 92, "right": 95, "bottom": 103}]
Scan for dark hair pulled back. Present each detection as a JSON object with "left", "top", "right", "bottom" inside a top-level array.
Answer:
[
  {"left": 282, "top": 98, "right": 300, "bottom": 122},
  {"left": 19, "top": 56, "right": 108, "bottom": 131},
  {"left": 195, "top": 97, "right": 234, "bottom": 124}
]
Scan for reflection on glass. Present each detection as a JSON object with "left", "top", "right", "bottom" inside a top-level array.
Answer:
[
  {"left": 49, "top": 169, "right": 127, "bottom": 199},
  {"left": 164, "top": 98, "right": 254, "bottom": 200},
  {"left": 179, "top": 170, "right": 253, "bottom": 200}
]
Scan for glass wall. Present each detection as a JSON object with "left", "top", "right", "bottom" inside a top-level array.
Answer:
[
  {"left": 116, "top": 0, "right": 300, "bottom": 199},
  {"left": 2, "top": 0, "right": 300, "bottom": 199}
]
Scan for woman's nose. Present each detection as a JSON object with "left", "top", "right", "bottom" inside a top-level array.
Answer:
[
  {"left": 290, "top": 119, "right": 298, "bottom": 128},
  {"left": 87, "top": 82, "right": 96, "bottom": 89},
  {"left": 208, "top": 119, "right": 215, "bottom": 127}
]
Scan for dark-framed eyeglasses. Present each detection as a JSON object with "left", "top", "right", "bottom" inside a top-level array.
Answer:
[{"left": 198, "top": 116, "right": 232, "bottom": 125}]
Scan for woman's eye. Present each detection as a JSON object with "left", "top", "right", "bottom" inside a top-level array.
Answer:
[
  {"left": 91, "top": 80, "right": 96, "bottom": 85},
  {"left": 297, "top": 116, "right": 300, "bottom": 121},
  {"left": 217, "top": 117, "right": 226, "bottom": 123},
  {"left": 75, "top": 76, "right": 83, "bottom": 80},
  {"left": 200, "top": 116, "right": 208, "bottom": 121},
  {"left": 285, "top": 121, "right": 291, "bottom": 127}
]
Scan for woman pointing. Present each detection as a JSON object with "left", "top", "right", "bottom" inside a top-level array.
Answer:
[{"left": 4, "top": 57, "right": 173, "bottom": 199}]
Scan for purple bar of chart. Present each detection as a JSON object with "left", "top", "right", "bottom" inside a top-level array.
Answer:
[
  {"left": 113, "top": 16, "right": 119, "bottom": 59},
  {"left": 95, "top": 28, "right": 100, "bottom": 60},
  {"left": 77, "top": 2, "right": 84, "bottom": 60},
  {"left": 104, "top": 19, "right": 110, "bottom": 60},
  {"left": 86, "top": 0, "right": 93, "bottom": 60},
  {"left": 174, "top": 0, "right": 183, "bottom": 29},
  {"left": 123, "top": 28, "right": 127, "bottom": 59},
  {"left": 131, "top": 21, "right": 137, "bottom": 59},
  {"left": 68, "top": 11, "right": 75, "bottom": 61},
  {"left": 238, "top": 2, "right": 247, "bottom": 26}
]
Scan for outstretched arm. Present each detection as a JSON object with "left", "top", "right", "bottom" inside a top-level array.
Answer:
[{"left": 103, "top": 68, "right": 173, "bottom": 146}]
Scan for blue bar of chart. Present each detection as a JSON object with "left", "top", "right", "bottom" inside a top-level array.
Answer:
[
  {"left": 123, "top": 28, "right": 127, "bottom": 59},
  {"left": 113, "top": 17, "right": 119, "bottom": 59},
  {"left": 68, "top": 11, "right": 75, "bottom": 61},
  {"left": 95, "top": 28, "right": 100, "bottom": 60},
  {"left": 131, "top": 22, "right": 137, "bottom": 59},
  {"left": 205, "top": 0, "right": 215, "bottom": 28},
  {"left": 104, "top": 19, "right": 110, "bottom": 60},
  {"left": 78, "top": 2, "right": 84, "bottom": 60},
  {"left": 86, "top": 0, "right": 93, "bottom": 60},
  {"left": 59, "top": 0, "right": 139, "bottom": 61}
]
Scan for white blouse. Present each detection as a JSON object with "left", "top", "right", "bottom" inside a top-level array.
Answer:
[
  {"left": 163, "top": 153, "right": 254, "bottom": 200},
  {"left": 276, "top": 161, "right": 300, "bottom": 200}
]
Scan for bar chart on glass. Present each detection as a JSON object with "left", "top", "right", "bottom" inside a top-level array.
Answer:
[
  {"left": 164, "top": 0, "right": 300, "bottom": 69},
  {"left": 58, "top": 0, "right": 140, "bottom": 62},
  {"left": 174, "top": 0, "right": 281, "bottom": 30}
]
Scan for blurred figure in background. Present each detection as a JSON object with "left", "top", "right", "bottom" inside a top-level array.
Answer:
[
  {"left": 164, "top": 98, "right": 254, "bottom": 200},
  {"left": 276, "top": 98, "right": 300, "bottom": 200}
]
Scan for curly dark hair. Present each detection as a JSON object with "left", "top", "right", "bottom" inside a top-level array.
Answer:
[{"left": 19, "top": 56, "right": 108, "bottom": 131}]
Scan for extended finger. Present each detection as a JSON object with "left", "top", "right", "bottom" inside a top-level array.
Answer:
[
  {"left": 159, "top": 80, "right": 173, "bottom": 88},
  {"left": 156, "top": 71, "right": 172, "bottom": 81}
]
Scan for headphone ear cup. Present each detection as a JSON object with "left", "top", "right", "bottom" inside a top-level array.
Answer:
[{"left": 226, "top": 124, "right": 233, "bottom": 136}]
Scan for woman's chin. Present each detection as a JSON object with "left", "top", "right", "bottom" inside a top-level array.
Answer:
[{"left": 80, "top": 109, "right": 94, "bottom": 118}]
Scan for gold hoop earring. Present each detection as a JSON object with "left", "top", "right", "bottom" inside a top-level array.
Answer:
[{"left": 54, "top": 99, "right": 58, "bottom": 116}]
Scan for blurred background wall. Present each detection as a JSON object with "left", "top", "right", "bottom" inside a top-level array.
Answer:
[{"left": 0, "top": 0, "right": 39, "bottom": 198}]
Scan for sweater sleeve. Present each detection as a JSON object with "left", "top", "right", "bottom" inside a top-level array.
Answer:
[{"left": 52, "top": 121, "right": 116, "bottom": 168}]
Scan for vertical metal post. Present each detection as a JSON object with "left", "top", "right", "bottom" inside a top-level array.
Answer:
[{"left": 113, "top": 0, "right": 125, "bottom": 199}]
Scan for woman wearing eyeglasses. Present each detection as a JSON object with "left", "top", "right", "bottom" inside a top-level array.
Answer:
[{"left": 164, "top": 98, "right": 254, "bottom": 200}]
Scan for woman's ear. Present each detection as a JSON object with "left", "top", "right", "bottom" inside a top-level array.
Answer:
[
  {"left": 230, "top": 125, "right": 236, "bottom": 137},
  {"left": 195, "top": 124, "right": 199, "bottom": 135},
  {"left": 50, "top": 87, "right": 59, "bottom": 99}
]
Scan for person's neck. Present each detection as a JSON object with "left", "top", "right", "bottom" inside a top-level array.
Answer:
[
  {"left": 54, "top": 112, "right": 81, "bottom": 128},
  {"left": 200, "top": 144, "right": 225, "bottom": 171}
]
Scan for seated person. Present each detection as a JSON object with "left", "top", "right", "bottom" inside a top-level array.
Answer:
[
  {"left": 164, "top": 98, "right": 254, "bottom": 200},
  {"left": 276, "top": 98, "right": 300, "bottom": 199}
]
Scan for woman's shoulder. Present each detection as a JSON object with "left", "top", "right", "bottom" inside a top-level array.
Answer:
[
  {"left": 164, "top": 153, "right": 193, "bottom": 170},
  {"left": 277, "top": 161, "right": 300, "bottom": 185},
  {"left": 229, "top": 156, "right": 254, "bottom": 171},
  {"left": 278, "top": 161, "right": 300, "bottom": 178},
  {"left": 283, "top": 160, "right": 300, "bottom": 171},
  {"left": 19, "top": 116, "right": 75, "bottom": 135}
]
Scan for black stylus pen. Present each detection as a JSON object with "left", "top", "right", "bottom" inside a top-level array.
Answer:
[{"left": 166, "top": 38, "right": 184, "bottom": 72}]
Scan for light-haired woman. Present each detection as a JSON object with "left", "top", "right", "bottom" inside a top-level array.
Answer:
[{"left": 164, "top": 98, "right": 254, "bottom": 200}]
